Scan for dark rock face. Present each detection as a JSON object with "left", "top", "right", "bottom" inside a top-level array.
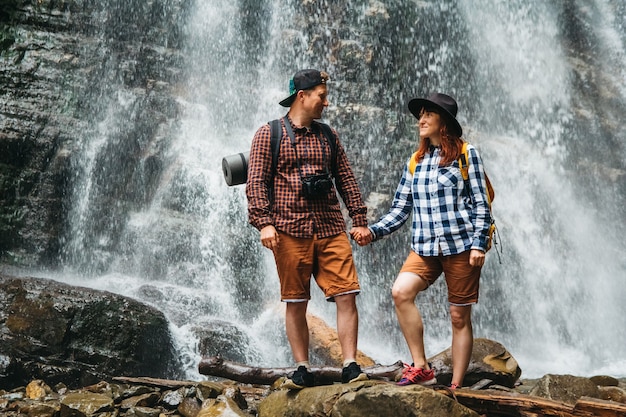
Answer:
[
  {"left": 0, "top": 0, "right": 190, "bottom": 267},
  {"left": 0, "top": 274, "right": 182, "bottom": 389}
]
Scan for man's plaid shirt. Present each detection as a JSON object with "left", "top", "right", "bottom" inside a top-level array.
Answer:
[
  {"left": 246, "top": 116, "right": 367, "bottom": 238},
  {"left": 370, "top": 145, "right": 492, "bottom": 255}
]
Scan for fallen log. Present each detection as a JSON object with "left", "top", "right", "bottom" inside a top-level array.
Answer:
[
  {"left": 440, "top": 388, "right": 626, "bottom": 417},
  {"left": 112, "top": 376, "right": 197, "bottom": 389},
  {"left": 573, "top": 396, "right": 626, "bottom": 417},
  {"left": 198, "top": 356, "right": 404, "bottom": 385},
  {"left": 441, "top": 388, "right": 575, "bottom": 417},
  {"left": 111, "top": 376, "right": 271, "bottom": 398}
]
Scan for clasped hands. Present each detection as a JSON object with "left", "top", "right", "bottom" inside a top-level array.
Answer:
[
  {"left": 260, "top": 225, "right": 373, "bottom": 250},
  {"left": 350, "top": 226, "right": 373, "bottom": 246}
]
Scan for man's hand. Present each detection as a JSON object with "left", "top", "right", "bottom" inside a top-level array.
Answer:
[
  {"left": 469, "top": 249, "right": 485, "bottom": 267},
  {"left": 350, "top": 226, "right": 373, "bottom": 246},
  {"left": 260, "top": 225, "right": 279, "bottom": 251}
]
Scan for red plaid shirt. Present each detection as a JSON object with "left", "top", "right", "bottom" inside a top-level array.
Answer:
[{"left": 246, "top": 116, "right": 367, "bottom": 238}]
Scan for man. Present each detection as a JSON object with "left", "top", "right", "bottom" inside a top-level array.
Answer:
[{"left": 246, "top": 69, "right": 370, "bottom": 389}]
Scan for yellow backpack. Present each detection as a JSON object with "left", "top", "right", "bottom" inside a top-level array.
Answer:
[{"left": 408, "top": 143, "right": 498, "bottom": 253}]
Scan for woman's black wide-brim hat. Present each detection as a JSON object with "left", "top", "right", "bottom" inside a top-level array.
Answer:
[{"left": 408, "top": 93, "right": 463, "bottom": 137}]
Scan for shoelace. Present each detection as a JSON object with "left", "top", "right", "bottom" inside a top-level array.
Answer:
[
  {"left": 400, "top": 363, "right": 413, "bottom": 378},
  {"left": 400, "top": 364, "right": 430, "bottom": 382}
]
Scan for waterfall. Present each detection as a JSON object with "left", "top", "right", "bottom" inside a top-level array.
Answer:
[
  {"left": 58, "top": 0, "right": 625, "bottom": 379},
  {"left": 456, "top": 0, "right": 626, "bottom": 376}
]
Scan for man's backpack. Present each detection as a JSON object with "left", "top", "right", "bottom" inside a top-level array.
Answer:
[
  {"left": 269, "top": 117, "right": 337, "bottom": 178},
  {"left": 408, "top": 142, "right": 499, "bottom": 254}
]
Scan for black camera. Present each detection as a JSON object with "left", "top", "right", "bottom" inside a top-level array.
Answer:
[{"left": 301, "top": 173, "right": 332, "bottom": 199}]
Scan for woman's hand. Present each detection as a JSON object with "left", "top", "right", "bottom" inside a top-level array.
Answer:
[
  {"left": 469, "top": 249, "right": 485, "bottom": 267},
  {"left": 350, "top": 226, "right": 373, "bottom": 246}
]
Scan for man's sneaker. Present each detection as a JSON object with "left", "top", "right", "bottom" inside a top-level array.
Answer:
[
  {"left": 281, "top": 365, "right": 315, "bottom": 390},
  {"left": 397, "top": 363, "right": 436, "bottom": 386},
  {"left": 341, "top": 362, "right": 368, "bottom": 383}
]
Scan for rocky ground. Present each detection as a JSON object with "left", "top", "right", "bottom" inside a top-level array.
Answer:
[
  {"left": 2, "top": 273, "right": 626, "bottom": 416},
  {"left": 1, "top": 372, "right": 625, "bottom": 417}
]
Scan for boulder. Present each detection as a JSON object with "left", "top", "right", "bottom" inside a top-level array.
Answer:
[
  {"left": 598, "top": 386, "right": 626, "bottom": 404},
  {"left": 429, "top": 338, "right": 522, "bottom": 387},
  {"left": 308, "top": 313, "right": 376, "bottom": 367},
  {"left": 590, "top": 374, "right": 620, "bottom": 387},
  {"left": 258, "top": 380, "right": 479, "bottom": 417},
  {"left": 193, "top": 320, "right": 263, "bottom": 364},
  {"left": 60, "top": 391, "right": 115, "bottom": 416},
  {"left": 197, "top": 395, "right": 250, "bottom": 417},
  {"left": 0, "top": 274, "right": 181, "bottom": 389},
  {"left": 528, "top": 374, "right": 600, "bottom": 405}
]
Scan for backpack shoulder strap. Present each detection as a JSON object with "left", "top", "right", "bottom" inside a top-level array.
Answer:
[
  {"left": 318, "top": 122, "right": 336, "bottom": 153},
  {"left": 269, "top": 119, "right": 282, "bottom": 175},
  {"left": 459, "top": 142, "right": 494, "bottom": 203},
  {"left": 458, "top": 142, "right": 470, "bottom": 181},
  {"left": 315, "top": 121, "right": 338, "bottom": 176},
  {"left": 270, "top": 119, "right": 338, "bottom": 176},
  {"left": 408, "top": 152, "right": 418, "bottom": 175}
]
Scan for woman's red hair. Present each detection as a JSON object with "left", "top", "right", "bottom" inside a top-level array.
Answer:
[{"left": 413, "top": 109, "right": 463, "bottom": 166}]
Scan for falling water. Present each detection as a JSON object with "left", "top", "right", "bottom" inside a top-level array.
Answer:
[
  {"left": 456, "top": 0, "right": 626, "bottom": 376},
  {"left": 58, "top": 0, "right": 626, "bottom": 379}
]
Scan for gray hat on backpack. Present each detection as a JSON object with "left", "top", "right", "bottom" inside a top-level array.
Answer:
[{"left": 408, "top": 93, "right": 463, "bottom": 137}]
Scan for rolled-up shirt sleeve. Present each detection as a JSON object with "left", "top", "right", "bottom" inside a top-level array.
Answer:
[{"left": 369, "top": 160, "right": 413, "bottom": 239}]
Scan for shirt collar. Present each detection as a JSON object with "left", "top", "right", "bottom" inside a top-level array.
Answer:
[{"left": 287, "top": 115, "right": 315, "bottom": 133}]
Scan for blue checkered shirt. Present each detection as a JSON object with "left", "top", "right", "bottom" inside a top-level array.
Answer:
[{"left": 370, "top": 144, "right": 492, "bottom": 256}]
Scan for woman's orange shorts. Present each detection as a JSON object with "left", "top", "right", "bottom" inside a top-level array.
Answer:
[{"left": 400, "top": 250, "right": 482, "bottom": 305}]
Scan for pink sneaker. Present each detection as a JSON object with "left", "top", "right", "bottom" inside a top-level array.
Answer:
[{"left": 397, "top": 363, "right": 436, "bottom": 386}]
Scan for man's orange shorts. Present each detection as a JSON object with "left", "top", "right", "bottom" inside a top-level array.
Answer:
[
  {"left": 274, "top": 232, "right": 361, "bottom": 302},
  {"left": 400, "top": 250, "right": 482, "bottom": 305}
]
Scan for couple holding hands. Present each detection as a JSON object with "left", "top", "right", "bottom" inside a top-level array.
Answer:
[{"left": 245, "top": 69, "right": 492, "bottom": 390}]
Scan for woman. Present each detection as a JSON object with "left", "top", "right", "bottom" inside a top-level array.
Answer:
[{"left": 352, "top": 93, "right": 492, "bottom": 389}]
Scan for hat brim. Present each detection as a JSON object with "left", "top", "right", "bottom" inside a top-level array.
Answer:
[
  {"left": 279, "top": 93, "right": 296, "bottom": 107},
  {"left": 408, "top": 98, "right": 463, "bottom": 137}
]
